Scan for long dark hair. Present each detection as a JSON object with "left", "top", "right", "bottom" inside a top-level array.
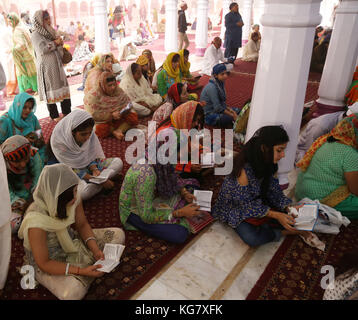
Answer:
[
  {"left": 230, "top": 125, "right": 289, "bottom": 200},
  {"left": 72, "top": 117, "right": 95, "bottom": 134},
  {"left": 57, "top": 185, "right": 76, "bottom": 219}
]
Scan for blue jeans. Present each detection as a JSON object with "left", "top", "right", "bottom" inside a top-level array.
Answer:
[
  {"left": 127, "top": 213, "right": 189, "bottom": 244},
  {"left": 235, "top": 221, "right": 282, "bottom": 247}
]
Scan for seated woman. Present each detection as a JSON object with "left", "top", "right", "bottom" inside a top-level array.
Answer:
[
  {"left": 77, "top": 53, "right": 101, "bottom": 91},
  {"left": 1, "top": 135, "right": 43, "bottom": 234},
  {"left": 156, "top": 101, "right": 210, "bottom": 180},
  {"left": 84, "top": 70, "right": 139, "bottom": 140},
  {"left": 0, "top": 92, "right": 47, "bottom": 163},
  {"left": 117, "top": 37, "right": 137, "bottom": 61},
  {"left": 241, "top": 32, "right": 260, "bottom": 62},
  {"left": 119, "top": 63, "right": 163, "bottom": 116},
  {"left": 84, "top": 53, "right": 116, "bottom": 90},
  {"left": 119, "top": 128, "right": 202, "bottom": 244},
  {"left": 18, "top": 164, "right": 125, "bottom": 300},
  {"left": 295, "top": 114, "right": 358, "bottom": 220},
  {"left": 72, "top": 34, "right": 93, "bottom": 62},
  {"left": 249, "top": 24, "right": 261, "bottom": 41},
  {"left": 49, "top": 109, "right": 123, "bottom": 201},
  {"left": 157, "top": 53, "right": 182, "bottom": 99},
  {"left": 178, "top": 49, "right": 202, "bottom": 93},
  {"left": 142, "top": 49, "right": 156, "bottom": 85},
  {"left": 212, "top": 126, "right": 320, "bottom": 248},
  {"left": 200, "top": 63, "right": 240, "bottom": 128},
  {"left": 152, "top": 82, "right": 190, "bottom": 125},
  {"left": 136, "top": 55, "right": 152, "bottom": 87},
  {"left": 345, "top": 66, "right": 358, "bottom": 106}
]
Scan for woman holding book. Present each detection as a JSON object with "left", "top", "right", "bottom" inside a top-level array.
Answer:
[
  {"left": 18, "top": 164, "right": 125, "bottom": 300},
  {"left": 118, "top": 127, "right": 202, "bottom": 244},
  {"left": 84, "top": 70, "right": 139, "bottom": 140},
  {"left": 156, "top": 101, "right": 209, "bottom": 180},
  {"left": 295, "top": 114, "right": 358, "bottom": 219},
  {"left": 212, "top": 126, "right": 322, "bottom": 248},
  {"left": 49, "top": 109, "right": 123, "bottom": 201},
  {"left": 1, "top": 135, "right": 43, "bottom": 234}
]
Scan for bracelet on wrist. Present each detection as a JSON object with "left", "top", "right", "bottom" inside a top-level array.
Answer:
[
  {"left": 65, "top": 263, "right": 70, "bottom": 276},
  {"left": 85, "top": 237, "right": 96, "bottom": 246}
]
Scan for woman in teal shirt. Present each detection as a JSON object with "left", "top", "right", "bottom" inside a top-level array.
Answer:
[{"left": 0, "top": 92, "right": 47, "bottom": 163}]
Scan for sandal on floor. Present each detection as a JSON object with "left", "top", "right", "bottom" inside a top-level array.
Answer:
[{"left": 300, "top": 233, "right": 325, "bottom": 251}]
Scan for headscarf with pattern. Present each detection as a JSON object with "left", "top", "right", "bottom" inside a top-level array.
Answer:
[
  {"left": 170, "top": 100, "right": 198, "bottom": 130},
  {"left": 136, "top": 55, "right": 149, "bottom": 66},
  {"left": 32, "top": 10, "right": 57, "bottom": 41},
  {"left": 297, "top": 113, "right": 358, "bottom": 172}
]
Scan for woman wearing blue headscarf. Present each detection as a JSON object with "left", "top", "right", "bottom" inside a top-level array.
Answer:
[{"left": 0, "top": 92, "right": 46, "bottom": 163}]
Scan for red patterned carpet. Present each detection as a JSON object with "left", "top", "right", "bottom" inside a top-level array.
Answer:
[
  {"left": 1, "top": 61, "right": 320, "bottom": 300},
  {"left": 246, "top": 221, "right": 358, "bottom": 300}
]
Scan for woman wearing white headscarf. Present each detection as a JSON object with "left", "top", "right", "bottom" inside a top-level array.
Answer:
[
  {"left": 18, "top": 164, "right": 125, "bottom": 300},
  {"left": 119, "top": 62, "right": 163, "bottom": 114},
  {"left": 31, "top": 10, "right": 71, "bottom": 122},
  {"left": 0, "top": 13, "right": 17, "bottom": 96},
  {"left": 49, "top": 109, "right": 123, "bottom": 201},
  {"left": 0, "top": 152, "right": 12, "bottom": 290}
]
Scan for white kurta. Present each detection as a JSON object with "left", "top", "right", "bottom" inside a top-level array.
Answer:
[
  {"left": 0, "top": 152, "right": 12, "bottom": 289},
  {"left": 200, "top": 44, "right": 227, "bottom": 76},
  {"left": 242, "top": 39, "right": 260, "bottom": 62},
  {"left": 295, "top": 111, "right": 345, "bottom": 164}
]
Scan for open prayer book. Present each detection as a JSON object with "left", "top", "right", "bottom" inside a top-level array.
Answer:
[
  {"left": 193, "top": 190, "right": 213, "bottom": 212},
  {"left": 89, "top": 168, "right": 112, "bottom": 184},
  {"left": 291, "top": 204, "right": 319, "bottom": 231},
  {"left": 94, "top": 243, "right": 125, "bottom": 273},
  {"left": 201, "top": 152, "right": 215, "bottom": 168}
]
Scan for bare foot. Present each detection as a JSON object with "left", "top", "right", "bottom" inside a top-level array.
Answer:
[
  {"left": 113, "top": 130, "right": 124, "bottom": 140},
  {"left": 102, "top": 179, "right": 115, "bottom": 190}
]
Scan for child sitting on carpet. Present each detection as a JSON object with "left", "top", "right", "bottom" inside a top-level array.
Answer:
[
  {"left": 18, "top": 164, "right": 125, "bottom": 300},
  {"left": 212, "top": 125, "right": 323, "bottom": 248},
  {"left": 48, "top": 109, "right": 123, "bottom": 201},
  {"left": 1, "top": 135, "right": 43, "bottom": 234}
]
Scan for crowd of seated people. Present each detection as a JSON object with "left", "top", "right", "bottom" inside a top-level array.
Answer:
[{"left": 1, "top": 9, "right": 358, "bottom": 301}]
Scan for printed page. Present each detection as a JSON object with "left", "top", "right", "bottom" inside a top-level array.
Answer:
[
  {"left": 94, "top": 259, "right": 118, "bottom": 273},
  {"left": 89, "top": 168, "right": 112, "bottom": 184},
  {"left": 194, "top": 190, "right": 213, "bottom": 211}
]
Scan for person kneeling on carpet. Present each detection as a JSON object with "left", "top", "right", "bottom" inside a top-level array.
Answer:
[
  {"left": 48, "top": 109, "right": 123, "bottom": 201},
  {"left": 1, "top": 135, "right": 44, "bottom": 234},
  {"left": 119, "top": 125, "right": 203, "bottom": 244},
  {"left": 18, "top": 164, "right": 125, "bottom": 300},
  {"left": 212, "top": 125, "right": 323, "bottom": 248}
]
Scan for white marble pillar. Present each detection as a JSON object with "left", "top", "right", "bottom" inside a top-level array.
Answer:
[
  {"left": 253, "top": 0, "right": 265, "bottom": 26},
  {"left": 195, "top": 0, "right": 209, "bottom": 56},
  {"left": 220, "top": 0, "right": 233, "bottom": 39},
  {"left": 245, "top": 0, "right": 322, "bottom": 186},
  {"left": 242, "top": 0, "right": 253, "bottom": 46},
  {"left": 165, "top": 0, "right": 179, "bottom": 53},
  {"left": 93, "top": 0, "right": 110, "bottom": 54},
  {"left": 316, "top": 0, "right": 358, "bottom": 115}
]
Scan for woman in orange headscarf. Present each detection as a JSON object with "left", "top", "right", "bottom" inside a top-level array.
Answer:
[
  {"left": 84, "top": 71, "right": 138, "bottom": 140},
  {"left": 156, "top": 101, "right": 208, "bottom": 178}
]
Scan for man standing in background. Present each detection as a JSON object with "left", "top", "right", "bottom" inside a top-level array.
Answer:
[
  {"left": 224, "top": 2, "right": 244, "bottom": 60},
  {"left": 178, "top": 1, "right": 192, "bottom": 50}
]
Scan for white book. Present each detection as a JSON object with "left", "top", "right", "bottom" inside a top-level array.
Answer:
[
  {"left": 94, "top": 243, "right": 125, "bottom": 273},
  {"left": 201, "top": 152, "right": 215, "bottom": 168},
  {"left": 89, "top": 168, "right": 112, "bottom": 184},
  {"left": 291, "top": 204, "right": 319, "bottom": 231},
  {"left": 194, "top": 190, "right": 213, "bottom": 212}
]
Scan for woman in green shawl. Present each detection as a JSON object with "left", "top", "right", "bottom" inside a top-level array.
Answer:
[{"left": 7, "top": 13, "right": 37, "bottom": 93}]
